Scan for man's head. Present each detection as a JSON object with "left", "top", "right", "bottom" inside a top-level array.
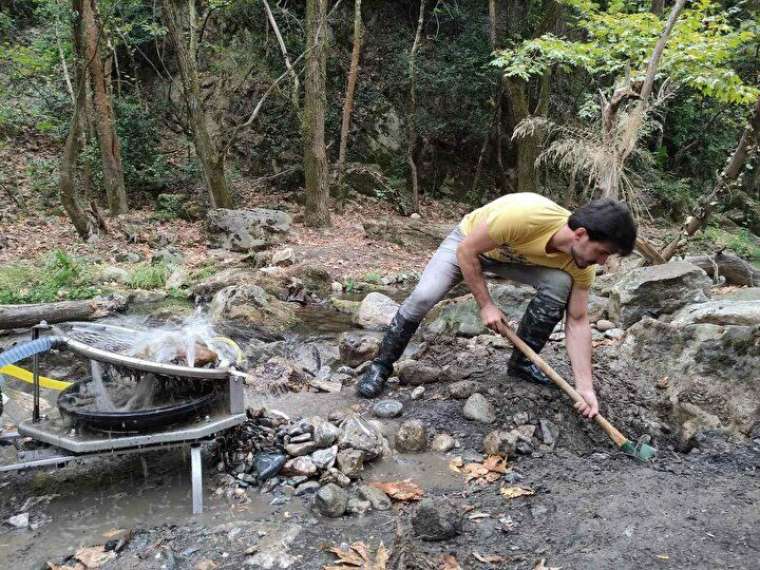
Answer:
[{"left": 567, "top": 199, "right": 637, "bottom": 268}]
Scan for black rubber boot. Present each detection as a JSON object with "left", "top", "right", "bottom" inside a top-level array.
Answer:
[
  {"left": 507, "top": 293, "right": 566, "bottom": 386},
  {"left": 357, "top": 312, "right": 420, "bottom": 398}
]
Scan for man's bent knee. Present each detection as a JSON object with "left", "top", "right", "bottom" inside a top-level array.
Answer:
[{"left": 537, "top": 270, "right": 572, "bottom": 304}]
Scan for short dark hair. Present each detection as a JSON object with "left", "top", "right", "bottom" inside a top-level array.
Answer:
[{"left": 568, "top": 199, "right": 637, "bottom": 256}]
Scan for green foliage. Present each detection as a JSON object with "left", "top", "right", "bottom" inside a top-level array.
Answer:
[
  {"left": 363, "top": 272, "right": 382, "bottom": 284},
  {"left": 702, "top": 226, "right": 760, "bottom": 261},
  {"left": 128, "top": 263, "right": 169, "bottom": 290},
  {"left": 26, "top": 158, "right": 60, "bottom": 207},
  {"left": 114, "top": 96, "right": 170, "bottom": 190},
  {"left": 0, "top": 250, "right": 99, "bottom": 304}
]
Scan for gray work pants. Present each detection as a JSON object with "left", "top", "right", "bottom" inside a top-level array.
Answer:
[{"left": 398, "top": 227, "right": 573, "bottom": 322}]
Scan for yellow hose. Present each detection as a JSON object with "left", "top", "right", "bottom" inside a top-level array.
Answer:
[{"left": 0, "top": 364, "right": 72, "bottom": 391}]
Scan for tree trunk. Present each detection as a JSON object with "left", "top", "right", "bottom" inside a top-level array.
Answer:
[
  {"left": 80, "top": 0, "right": 128, "bottom": 215},
  {"left": 0, "top": 297, "right": 127, "bottom": 330},
  {"left": 335, "top": 0, "right": 363, "bottom": 189},
  {"left": 652, "top": 0, "right": 665, "bottom": 16},
  {"left": 661, "top": 96, "right": 760, "bottom": 260},
  {"left": 161, "top": 0, "right": 233, "bottom": 209},
  {"left": 303, "top": 0, "right": 331, "bottom": 227},
  {"left": 262, "top": 0, "right": 300, "bottom": 114},
  {"left": 406, "top": 0, "right": 426, "bottom": 214},
  {"left": 685, "top": 252, "right": 760, "bottom": 287},
  {"left": 60, "top": 0, "right": 95, "bottom": 241}
]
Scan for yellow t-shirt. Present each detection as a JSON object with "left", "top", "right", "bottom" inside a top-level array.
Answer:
[{"left": 459, "top": 193, "right": 595, "bottom": 289}]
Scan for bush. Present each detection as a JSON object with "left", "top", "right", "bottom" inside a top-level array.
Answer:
[{"left": 128, "top": 263, "right": 169, "bottom": 289}]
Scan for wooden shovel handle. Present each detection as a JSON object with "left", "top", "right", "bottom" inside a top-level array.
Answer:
[{"left": 499, "top": 325, "right": 628, "bottom": 448}]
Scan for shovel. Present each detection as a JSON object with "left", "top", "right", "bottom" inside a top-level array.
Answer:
[{"left": 499, "top": 325, "right": 656, "bottom": 462}]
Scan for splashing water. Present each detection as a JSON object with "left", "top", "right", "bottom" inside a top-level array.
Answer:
[{"left": 89, "top": 360, "right": 116, "bottom": 411}]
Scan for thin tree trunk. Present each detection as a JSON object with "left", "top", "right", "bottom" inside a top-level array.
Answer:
[
  {"left": 406, "top": 0, "right": 426, "bottom": 214},
  {"left": 335, "top": 0, "right": 363, "bottom": 190},
  {"left": 652, "top": 0, "right": 665, "bottom": 16},
  {"left": 303, "top": 0, "right": 331, "bottom": 227},
  {"left": 661, "top": 97, "right": 760, "bottom": 261},
  {"left": 61, "top": 0, "right": 95, "bottom": 240},
  {"left": 80, "top": 0, "right": 128, "bottom": 215},
  {"left": 161, "top": 0, "right": 233, "bottom": 209},
  {"left": 263, "top": 0, "right": 301, "bottom": 114}
]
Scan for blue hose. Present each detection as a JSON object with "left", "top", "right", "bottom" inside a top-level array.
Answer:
[{"left": 0, "top": 336, "right": 66, "bottom": 368}]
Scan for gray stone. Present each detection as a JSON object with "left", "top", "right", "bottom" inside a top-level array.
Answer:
[
  {"left": 358, "top": 485, "right": 392, "bottom": 511},
  {"left": 372, "top": 399, "right": 404, "bottom": 418},
  {"left": 513, "top": 412, "right": 530, "bottom": 425},
  {"left": 209, "top": 285, "right": 296, "bottom": 331},
  {"left": 346, "top": 497, "right": 372, "bottom": 515},
  {"left": 397, "top": 360, "right": 443, "bottom": 385},
  {"left": 97, "top": 265, "right": 130, "bottom": 284},
  {"left": 336, "top": 449, "right": 364, "bottom": 478},
  {"left": 395, "top": 420, "right": 428, "bottom": 452},
  {"left": 151, "top": 247, "right": 184, "bottom": 266},
  {"left": 311, "top": 445, "right": 338, "bottom": 470},
  {"left": 412, "top": 499, "right": 462, "bottom": 541},
  {"left": 354, "top": 292, "right": 400, "bottom": 330},
  {"left": 271, "top": 247, "right": 295, "bottom": 266},
  {"left": 448, "top": 380, "right": 481, "bottom": 399},
  {"left": 539, "top": 419, "right": 559, "bottom": 448},
  {"left": 608, "top": 261, "right": 711, "bottom": 328},
  {"left": 285, "top": 441, "right": 318, "bottom": 457},
  {"left": 294, "top": 481, "right": 321, "bottom": 496},
  {"left": 6, "top": 513, "right": 29, "bottom": 529},
  {"left": 605, "top": 328, "right": 625, "bottom": 340},
  {"left": 207, "top": 208, "right": 291, "bottom": 252},
  {"left": 313, "top": 420, "right": 341, "bottom": 448},
  {"left": 309, "top": 378, "right": 343, "bottom": 393},
  {"left": 115, "top": 251, "right": 143, "bottom": 263},
  {"left": 338, "top": 334, "right": 380, "bottom": 367},
  {"left": 431, "top": 433, "right": 456, "bottom": 453},
  {"left": 595, "top": 319, "right": 615, "bottom": 332},
  {"left": 283, "top": 456, "right": 317, "bottom": 477},
  {"left": 315, "top": 484, "right": 348, "bottom": 518},
  {"left": 338, "top": 414, "right": 385, "bottom": 459},
  {"left": 320, "top": 468, "right": 352, "bottom": 488},
  {"left": 670, "top": 300, "right": 760, "bottom": 327},
  {"left": 462, "top": 393, "right": 496, "bottom": 424},
  {"left": 411, "top": 386, "right": 425, "bottom": 400},
  {"left": 482, "top": 430, "right": 518, "bottom": 457},
  {"left": 166, "top": 267, "right": 189, "bottom": 289}
]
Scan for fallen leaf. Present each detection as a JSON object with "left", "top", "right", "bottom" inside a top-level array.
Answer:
[
  {"left": 439, "top": 554, "right": 462, "bottom": 570},
  {"left": 101, "top": 528, "right": 127, "bottom": 540},
  {"left": 467, "top": 512, "right": 491, "bottom": 520},
  {"left": 500, "top": 486, "right": 535, "bottom": 500},
  {"left": 473, "top": 552, "right": 506, "bottom": 564},
  {"left": 461, "top": 456, "right": 510, "bottom": 484},
  {"left": 482, "top": 455, "right": 508, "bottom": 474},
  {"left": 324, "top": 541, "right": 389, "bottom": 569},
  {"left": 448, "top": 457, "right": 464, "bottom": 473},
  {"left": 368, "top": 480, "right": 423, "bottom": 501},
  {"left": 195, "top": 560, "right": 218, "bottom": 570},
  {"left": 655, "top": 554, "right": 670, "bottom": 560},
  {"left": 74, "top": 546, "right": 116, "bottom": 568},
  {"left": 533, "top": 559, "right": 561, "bottom": 570}
]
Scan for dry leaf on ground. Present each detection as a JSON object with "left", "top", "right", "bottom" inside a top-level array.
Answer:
[
  {"left": 439, "top": 554, "right": 462, "bottom": 569},
  {"left": 368, "top": 480, "right": 424, "bottom": 501},
  {"left": 460, "top": 455, "right": 509, "bottom": 484},
  {"left": 195, "top": 560, "right": 218, "bottom": 570},
  {"left": 533, "top": 559, "right": 561, "bottom": 570},
  {"left": 74, "top": 546, "right": 116, "bottom": 568},
  {"left": 324, "top": 541, "right": 389, "bottom": 569},
  {"left": 500, "top": 486, "right": 535, "bottom": 500},
  {"left": 473, "top": 552, "right": 506, "bottom": 564}
]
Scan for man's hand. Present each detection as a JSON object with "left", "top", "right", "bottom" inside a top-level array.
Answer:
[
  {"left": 574, "top": 387, "right": 598, "bottom": 419},
  {"left": 480, "top": 303, "right": 509, "bottom": 335}
]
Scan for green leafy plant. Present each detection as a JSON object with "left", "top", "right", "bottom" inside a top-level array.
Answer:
[{"left": 128, "top": 263, "right": 169, "bottom": 289}]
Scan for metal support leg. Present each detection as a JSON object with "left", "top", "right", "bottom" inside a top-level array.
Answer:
[
  {"left": 32, "top": 328, "right": 40, "bottom": 423},
  {"left": 191, "top": 444, "right": 203, "bottom": 515}
]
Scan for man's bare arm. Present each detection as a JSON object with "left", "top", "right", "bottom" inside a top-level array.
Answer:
[
  {"left": 564, "top": 284, "right": 598, "bottom": 418},
  {"left": 456, "top": 221, "right": 509, "bottom": 333}
]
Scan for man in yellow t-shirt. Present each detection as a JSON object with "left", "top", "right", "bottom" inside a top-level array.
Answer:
[{"left": 357, "top": 194, "right": 637, "bottom": 420}]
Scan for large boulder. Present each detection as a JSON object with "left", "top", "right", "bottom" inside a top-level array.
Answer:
[
  {"left": 618, "top": 316, "right": 760, "bottom": 443},
  {"left": 608, "top": 262, "right": 711, "bottom": 328},
  {"left": 354, "top": 292, "right": 399, "bottom": 330},
  {"left": 427, "top": 283, "right": 533, "bottom": 337},
  {"left": 207, "top": 208, "right": 291, "bottom": 252},
  {"left": 209, "top": 285, "right": 297, "bottom": 332},
  {"left": 670, "top": 300, "right": 760, "bottom": 327}
]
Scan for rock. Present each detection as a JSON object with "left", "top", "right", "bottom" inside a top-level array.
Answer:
[
  {"left": 670, "top": 300, "right": 760, "bottom": 327},
  {"left": 209, "top": 285, "right": 297, "bottom": 332},
  {"left": 271, "top": 247, "right": 295, "bottom": 267},
  {"left": 372, "top": 399, "right": 404, "bottom": 418},
  {"left": 717, "top": 287, "right": 760, "bottom": 302},
  {"left": 115, "top": 251, "right": 143, "bottom": 263},
  {"left": 395, "top": 420, "right": 428, "bottom": 452},
  {"left": 166, "top": 267, "right": 190, "bottom": 289},
  {"left": 253, "top": 453, "right": 287, "bottom": 481},
  {"left": 513, "top": 412, "right": 530, "bottom": 425},
  {"left": 315, "top": 484, "right": 348, "bottom": 518},
  {"left": 431, "top": 433, "right": 456, "bottom": 453},
  {"left": 515, "top": 425, "right": 536, "bottom": 440},
  {"left": 595, "top": 319, "right": 615, "bottom": 332},
  {"left": 539, "top": 419, "right": 559, "bottom": 448},
  {"left": 331, "top": 281, "right": 343, "bottom": 293},
  {"left": 482, "top": 430, "right": 518, "bottom": 457},
  {"left": 396, "top": 360, "right": 443, "bottom": 385},
  {"left": 463, "top": 393, "right": 496, "bottom": 423},
  {"left": 309, "top": 378, "right": 343, "bottom": 393},
  {"left": 320, "top": 468, "right": 352, "bottom": 488},
  {"left": 587, "top": 294, "right": 608, "bottom": 322},
  {"left": 97, "top": 265, "right": 130, "bottom": 284},
  {"left": 285, "top": 441, "right": 318, "bottom": 457},
  {"left": 207, "top": 208, "right": 291, "bottom": 252},
  {"left": 412, "top": 499, "right": 462, "bottom": 541},
  {"left": 358, "top": 485, "right": 392, "bottom": 511},
  {"left": 411, "top": 386, "right": 425, "bottom": 400},
  {"left": 338, "top": 414, "right": 385, "bottom": 459},
  {"left": 336, "top": 449, "right": 365, "bottom": 478},
  {"left": 313, "top": 420, "right": 341, "bottom": 448},
  {"left": 608, "top": 261, "right": 711, "bottom": 328},
  {"left": 283, "top": 456, "right": 317, "bottom": 477},
  {"left": 447, "top": 380, "right": 481, "bottom": 399},
  {"left": 294, "top": 481, "right": 321, "bottom": 496},
  {"left": 346, "top": 497, "right": 372, "bottom": 515},
  {"left": 311, "top": 446, "right": 338, "bottom": 470},
  {"left": 605, "top": 328, "right": 625, "bottom": 340},
  {"left": 6, "top": 513, "right": 29, "bottom": 529},
  {"left": 338, "top": 334, "right": 381, "bottom": 367},
  {"left": 152, "top": 247, "right": 184, "bottom": 266},
  {"left": 192, "top": 268, "right": 281, "bottom": 300},
  {"left": 410, "top": 212, "right": 421, "bottom": 219},
  {"left": 354, "top": 292, "right": 400, "bottom": 330}
]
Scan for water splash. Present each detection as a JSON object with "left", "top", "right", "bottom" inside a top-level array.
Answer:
[{"left": 89, "top": 360, "right": 116, "bottom": 411}]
